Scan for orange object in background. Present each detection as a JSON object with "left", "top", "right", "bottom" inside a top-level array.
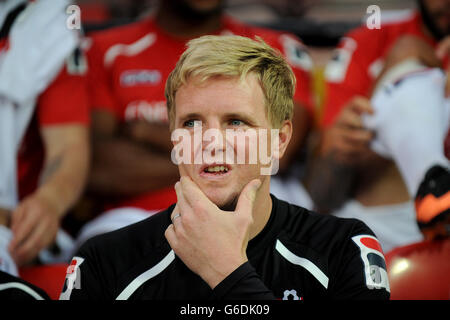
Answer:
[{"left": 385, "top": 239, "right": 450, "bottom": 300}]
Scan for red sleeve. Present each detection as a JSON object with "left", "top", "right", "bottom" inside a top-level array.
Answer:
[
  {"left": 37, "top": 59, "right": 90, "bottom": 126},
  {"left": 321, "top": 27, "right": 384, "bottom": 128},
  {"left": 273, "top": 33, "right": 314, "bottom": 116},
  {"left": 85, "top": 34, "right": 120, "bottom": 116}
]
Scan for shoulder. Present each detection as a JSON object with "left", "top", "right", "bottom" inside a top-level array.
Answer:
[
  {"left": 280, "top": 198, "right": 374, "bottom": 244},
  {"left": 87, "top": 18, "right": 156, "bottom": 54},
  {"left": 226, "top": 18, "right": 312, "bottom": 72},
  {"left": 344, "top": 10, "right": 419, "bottom": 50},
  {"left": 77, "top": 206, "right": 174, "bottom": 267},
  {"left": 223, "top": 16, "right": 305, "bottom": 49},
  {"left": 275, "top": 198, "right": 389, "bottom": 299},
  {"left": 0, "top": 271, "right": 50, "bottom": 300}
]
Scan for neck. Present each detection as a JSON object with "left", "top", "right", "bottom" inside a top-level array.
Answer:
[
  {"left": 248, "top": 178, "right": 272, "bottom": 241},
  {"left": 155, "top": 2, "right": 222, "bottom": 39},
  {"left": 418, "top": 2, "right": 444, "bottom": 41}
]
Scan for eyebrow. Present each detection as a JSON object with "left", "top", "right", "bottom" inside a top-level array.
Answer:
[{"left": 177, "top": 112, "right": 257, "bottom": 126}]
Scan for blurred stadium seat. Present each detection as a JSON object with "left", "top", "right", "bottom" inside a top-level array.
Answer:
[
  {"left": 19, "top": 264, "right": 68, "bottom": 300},
  {"left": 385, "top": 238, "right": 450, "bottom": 300}
]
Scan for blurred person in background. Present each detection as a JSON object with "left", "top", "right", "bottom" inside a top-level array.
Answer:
[
  {"left": 76, "top": 0, "right": 152, "bottom": 24},
  {"left": 0, "top": 0, "right": 90, "bottom": 269},
  {"left": 77, "top": 0, "right": 314, "bottom": 249},
  {"left": 305, "top": 0, "right": 449, "bottom": 252}
]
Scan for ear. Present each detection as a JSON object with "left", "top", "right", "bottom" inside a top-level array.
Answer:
[{"left": 274, "top": 120, "right": 293, "bottom": 160}]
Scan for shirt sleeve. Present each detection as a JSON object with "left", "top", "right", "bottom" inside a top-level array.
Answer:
[
  {"left": 37, "top": 49, "right": 90, "bottom": 127},
  {"left": 321, "top": 27, "right": 384, "bottom": 128},
  {"left": 85, "top": 33, "right": 120, "bottom": 116},
  {"left": 275, "top": 33, "right": 315, "bottom": 116},
  {"left": 211, "top": 262, "right": 276, "bottom": 300},
  {"left": 329, "top": 220, "right": 390, "bottom": 300}
]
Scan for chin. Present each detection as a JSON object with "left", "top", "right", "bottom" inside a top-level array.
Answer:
[{"left": 203, "top": 187, "right": 238, "bottom": 211}]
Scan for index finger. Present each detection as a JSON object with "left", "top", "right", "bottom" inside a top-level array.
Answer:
[
  {"left": 179, "top": 176, "right": 217, "bottom": 212},
  {"left": 349, "top": 96, "right": 374, "bottom": 115}
]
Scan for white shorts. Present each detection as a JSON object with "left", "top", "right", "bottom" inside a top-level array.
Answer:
[{"left": 332, "top": 200, "right": 424, "bottom": 253}]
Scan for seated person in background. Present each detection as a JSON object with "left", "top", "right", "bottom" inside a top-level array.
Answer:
[
  {"left": 304, "top": 0, "right": 449, "bottom": 253},
  {"left": 365, "top": 35, "right": 450, "bottom": 241},
  {"left": 78, "top": 0, "right": 314, "bottom": 249},
  {"left": 61, "top": 35, "right": 389, "bottom": 300},
  {"left": 0, "top": 0, "right": 90, "bottom": 267}
]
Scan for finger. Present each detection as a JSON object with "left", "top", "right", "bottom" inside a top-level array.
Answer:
[
  {"left": 339, "top": 127, "right": 374, "bottom": 144},
  {"left": 436, "top": 37, "right": 450, "bottom": 60},
  {"left": 337, "top": 108, "right": 364, "bottom": 129},
  {"left": 174, "top": 182, "right": 192, "bottom": 218},
  {"left": 170, "top": 203, "right": 180, "bottom": 221},
  {"left": 164, "top": 224, "right": 178, "bottom": 249},
  {"left": 9, "top": 208, "right": 40, "bottom": 251},
  {"left": 349, "top": 96, "right": 374, "bottom": 115},
  {"left": 235, "top": 179, "right": 262, "bottom": 217},
  {"left": 180, "top": 176, "right": 216, "bottom": 211},
  {"left": 170, "top": 205, "right": 183, "bottom": 228},
  {"left": 12, "top": 219, "right": 50, "bottom": 266},
  {"left": 10, "top": 204, "right": 26, "bottom": 233}
]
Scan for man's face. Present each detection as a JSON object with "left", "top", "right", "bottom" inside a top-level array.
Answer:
[
  {"left": 422, "top": 0, "right": 450, "bottom": 36},
  {"left": 172, "top": 75, "right": 274, "bottom": 210}
]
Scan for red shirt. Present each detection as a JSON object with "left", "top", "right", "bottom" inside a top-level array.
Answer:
[
  {"left": 322, "top": 11, "right": 445, "bottom": 127},
  {"left": 322, "top": 11, "right": 450, "bottom": 160},
  {"left": 87, "top": 15, "right": 314, "bottom": 211},
  {"left": 16, "top": 64, "right": 90, "bottom": 200}
]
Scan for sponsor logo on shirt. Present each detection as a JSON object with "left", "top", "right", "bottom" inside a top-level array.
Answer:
[
  {"left": 352, "top": 235, "right": 390, "bottom": 292},
  {"left": 125, "top": 100, "right": 168, "bottom": 123},
  {"left": 59, "top": 257, "right": 84, "bottom": 300},
  {"left": 120, "top": 70, "right": 162, "bottom": 87}
]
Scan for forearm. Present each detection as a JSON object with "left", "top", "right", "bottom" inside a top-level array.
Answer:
[
  {"left": 303, "top": 132, "right": 357, "bottom": 213},
  {"left": 37, "top": 139, "right": 90, "bottom": 218},
  {"left": 123, "top": 120, "right": 173, "bottom": 153},
  {"left": 89, "top": 137, "right": 179, "bottom": 196}
]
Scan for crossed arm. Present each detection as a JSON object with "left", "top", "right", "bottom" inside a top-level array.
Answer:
[{"left": 9, "top": 124, "right": 90, "bottom": 266}]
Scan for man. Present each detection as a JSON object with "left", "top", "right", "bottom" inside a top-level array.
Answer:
[
  {"left": 305, "top": 0, "right": 449, "bottom": 252},
  {"left": 62, "top": 35, "right": 389, "bottom": 300},
  {"left": 81, "top": 0, "right": 314, "bottom": 241},
  {"left": 0, "top": 0, "right": 90, "bottom": 267}
]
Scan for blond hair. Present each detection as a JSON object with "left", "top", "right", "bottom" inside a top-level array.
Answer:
[{"left": 165, "top": 35, "right": 296, "bottom": 128}]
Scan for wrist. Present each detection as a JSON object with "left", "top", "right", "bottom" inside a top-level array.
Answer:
[
  {"left": 203, "top": 256, "right": 248, "bottom": 289},
  {"left": 34, "top": 185, "right": 67, "bottom": 219}
]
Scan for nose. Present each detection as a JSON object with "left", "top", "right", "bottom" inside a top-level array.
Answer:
[{"left": 201, "top": 125, "right": 227, "bottom": 164}]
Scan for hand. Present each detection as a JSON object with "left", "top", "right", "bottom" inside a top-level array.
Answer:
[
  {"left": 9, "top": 191, "right": 61, "bottom": 266},
  {"left": 436, "top": 36, "right": 450, "bottom": 97},
  {"left": 165, "top": 177, "right": 262, "bottom": 289},
  {"left": 320, "top": 96, "right": 375, "bottom": 165}
]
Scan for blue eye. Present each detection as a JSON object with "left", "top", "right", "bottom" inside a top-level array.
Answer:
[
  {"left": 184, "top": 120, "right": 201, "bottom": 128},
  {"left": 230, "top": 119, "right": 244, "bottom": 126}
]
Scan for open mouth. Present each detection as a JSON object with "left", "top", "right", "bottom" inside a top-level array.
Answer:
[{"left": 200, "top": 164, "right": 232, "bottom": 177}]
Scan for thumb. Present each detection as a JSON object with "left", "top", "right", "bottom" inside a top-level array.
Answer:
[
  {"left": 235, "top": 179, "right": 262, "bottom": 217},
  {"left": 351, "top": 96, "right": 374, "bottom": 115}
]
